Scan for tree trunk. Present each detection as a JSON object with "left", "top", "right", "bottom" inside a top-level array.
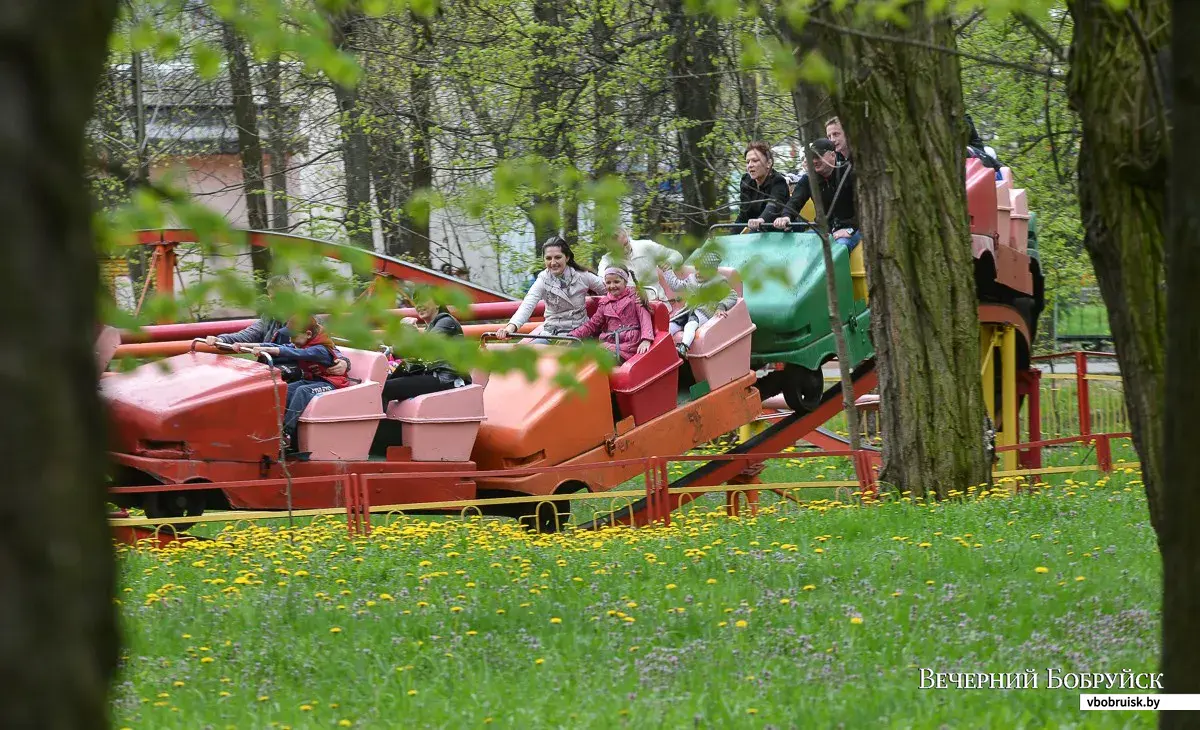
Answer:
[
  {"left": 331, "top": 9, "right": 375, "bottom": 250},
  {"left": 662, "top": 0, "right": 722, "bottom": 241},
  {"left": 531, "top": 0, "right": 563, "bottom": 245},
  {"left": 591, "top": 1, "right": 619, "bottom": 192},
  {"left": 562, "top": 138, "right": 580, "bottom": 246},
  {"left": 263, "top": 55, "right": 290, "bottom": 231},
  {"left": 127, "top": 46, "right": 151, "bottom": 290},
  {"left": 1066, "top": 0, "right": 1169, "bottom": 533},
  {"left": 816, "top": 2, "right": 991, "bottom": 498},
  {"left": 0, "top": 1, "right": 121, "bottom": 725},
  {"left": 407, "top": 9, "right": 434, "bottom": 265},
  {"left": 370, "top": 130, "right": 411, "bottom": 259},
  {"left": 778, "top": 7, "right": 831, "bottom": 144},
  {"left": 1161, "top": 0, "right": 1196, "bottom": 713},
  {"left": 221, "top": 22, "right": 272, "bottom": 284},
  {"left": 634, "top": 143, "right": 663, "bottom": 237}
]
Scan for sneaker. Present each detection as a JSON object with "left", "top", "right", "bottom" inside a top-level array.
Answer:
[{"left": 676, "top": 342, "right": 690, "bottom": 359}]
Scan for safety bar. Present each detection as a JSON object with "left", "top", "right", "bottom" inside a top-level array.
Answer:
[
  {"left": 190, "top": 338, "right": 238, "bottom": 353},
  {"left": 479, "top": 332, "right": 581, "bottom": 344},
  {"left": 707, "top": 222, "right": 814, "bottom": 234}
]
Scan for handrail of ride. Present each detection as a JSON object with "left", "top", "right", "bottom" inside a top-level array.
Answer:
[
  {"left": 479, "top": 332, "right": 581, "bottom": 345},
  {"left": 707, "top": 222, "right": 814, "bottom": 234},
  {"left": 189, "top": 337, "right": 274, "bottom": 367},
  {"left": 190, "top": 337, "right": 237, "bottom": 353}
]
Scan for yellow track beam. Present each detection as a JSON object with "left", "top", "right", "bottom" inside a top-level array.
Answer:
[{"left": 980, "top": 326, "right": 996, "bottom": 422}]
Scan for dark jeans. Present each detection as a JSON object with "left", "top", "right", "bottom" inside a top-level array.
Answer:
[
  {"left": 372, "top": 373, "right": 458, "bottom": 454},
  {"left": 380, "top": 373, "right": 457, "bottom": 408},
  {"left": 285, "top": 380, "right": 335, "bottom": 439}
]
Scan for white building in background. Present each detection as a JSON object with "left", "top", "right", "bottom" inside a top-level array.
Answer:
[{"left": 111, "top": 61, "right": 535, "bottom": 314}]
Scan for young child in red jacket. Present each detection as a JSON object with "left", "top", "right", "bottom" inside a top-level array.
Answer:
[
  {"left": 568, "top": 267, "right": 655, "bottom": 363},
  {"left": 250, "top": 316, "right": 350, "bottom": 450}
]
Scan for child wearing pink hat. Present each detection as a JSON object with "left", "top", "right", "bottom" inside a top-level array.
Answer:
[{"left": 568, "top": 266, "right": 656, "bottom": 363}]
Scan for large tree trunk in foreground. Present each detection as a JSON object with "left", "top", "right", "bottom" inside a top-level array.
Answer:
[
  {"left": 1067, "top": 0, "right": 1169, "bottom": 534},
  {"left": 222, "top": 22, "right": 272, "bottom": 284},
  {"left": 0, "top": 1, "right": 120, "bottom": 725},
  {"left": 1162, "top": 0, "right": 1197, "bottom": 714},
  {"left": 816, "top": 3, "right": 990, "bottom": 498}
]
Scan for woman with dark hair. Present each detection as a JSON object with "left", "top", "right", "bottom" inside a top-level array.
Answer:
[
  {"left": 736, "top": 141, "right": 790, "bottom": 230},
  {"left": 495, "top": 235, "right": 605, "bottom": 344}
]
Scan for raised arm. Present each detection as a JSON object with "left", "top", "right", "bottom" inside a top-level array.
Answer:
[
  {"left": 659, "top": 267, "right": 688, "bottom": 292},
  {"left": 582, "top": 270, "right": 607, "bottom": 295},
  {"left": 216, "top": 318, "right": 267, "bottom": 345},
  {"left": 716, "top": 284, "right": 739, "bottom": 313},
  {"left": 644, "top": 240, "right": 683, "bottom": 268},
  {"left": 769, "top": 175, "right": 812, "bottom": 222},
  {"left": 767, "top": 172, "right": 790, "bottom": 216},
  {"left": 568, "top": 306, "right": 605, "bottom": 340},
  {"left": 636, "top": 303, "right": 655, "bottom": 343},
  {"left": 274, "top": 343, "right": 335, "bottom": 366},
  {"left": 507, "top": 275, "right": 545, "bottom": 329}
]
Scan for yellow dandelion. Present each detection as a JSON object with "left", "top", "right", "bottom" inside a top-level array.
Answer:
[
  {"left": 339, "top": 721, "right": 353, "bottom": 728},
  {"left": 706, "top": 578, "right": 717, "bottom": 585},
  {"left": 535, "top": 658, "right": 545, "bottom": 665},
  {"left": 550, "top": 617, "right": 562, "bottom": 624},
  {"left": 802, "top": 584, "right": 815, "bottom": 591},
  {"left": 850, "top": 616, "right": 863, "bottom": 625},
  {"left": 300, "top": 704, "right": 313, "bottom": 712},
  {"left": 407, "top": 689, "right": 418, "bottom": 696},
  {"left": 330, "top": 627, "right": 342, "bottom": 634},
  {"left": 735, "top": 620, "right": 748, "bottom": 628},
  {"left": 1035, "top": 566, "right": 1049, "bottom": 574},
  {"left": 200, "top": 657, "right": 214, "bottom": 664},
  {"left": 1075, "top": 576, "right": 1086, "bottom": 582}
]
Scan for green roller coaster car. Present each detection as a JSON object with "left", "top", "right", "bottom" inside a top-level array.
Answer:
[{"left": 701, "top": 229, "right": 873, "bottom": 413}]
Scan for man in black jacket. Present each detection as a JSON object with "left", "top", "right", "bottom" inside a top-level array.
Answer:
[{"left": 756, "top": 139, "right": 859, "bottom": 246}]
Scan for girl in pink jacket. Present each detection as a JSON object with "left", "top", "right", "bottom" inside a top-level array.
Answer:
[{"left": 568, "top": 267, "right": 655, "bottom": 363}]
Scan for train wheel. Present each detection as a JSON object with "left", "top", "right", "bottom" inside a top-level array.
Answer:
[
  {"left": 143, "top": 488, "right": 206, "bottom": 532},
  {"left": 781, "top": 365, "right": 824, "bottom": 415},
  {"left": 525, "top": 481, "right": 588, "bottom": 533}
]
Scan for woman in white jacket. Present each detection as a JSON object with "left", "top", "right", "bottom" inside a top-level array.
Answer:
[{"left": 496, "top": 237, "right": 606, "bottom": 343}]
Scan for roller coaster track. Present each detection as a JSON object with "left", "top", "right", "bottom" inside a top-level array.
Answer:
[{"left": 581, "top": 359, "right": 878, "bottom": 529}]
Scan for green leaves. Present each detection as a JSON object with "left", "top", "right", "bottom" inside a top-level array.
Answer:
[
  {"left": 193, "top": 42, "right": 223, "bottom": 79},
  {"left": 798, "top": 51, "right": 836, "bottom": 90}
]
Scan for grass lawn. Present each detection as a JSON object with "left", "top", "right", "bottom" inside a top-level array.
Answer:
[
  {"left": 1056, "top": 304, "right": 1111, "bottom": 338},
  {"left": 113, "top": 455, "right": 1158, "bottom": 729}
]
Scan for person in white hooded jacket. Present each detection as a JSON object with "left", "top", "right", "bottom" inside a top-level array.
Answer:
[{"left": 597, "top": 228, "right": 683, "bottom": 303}]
